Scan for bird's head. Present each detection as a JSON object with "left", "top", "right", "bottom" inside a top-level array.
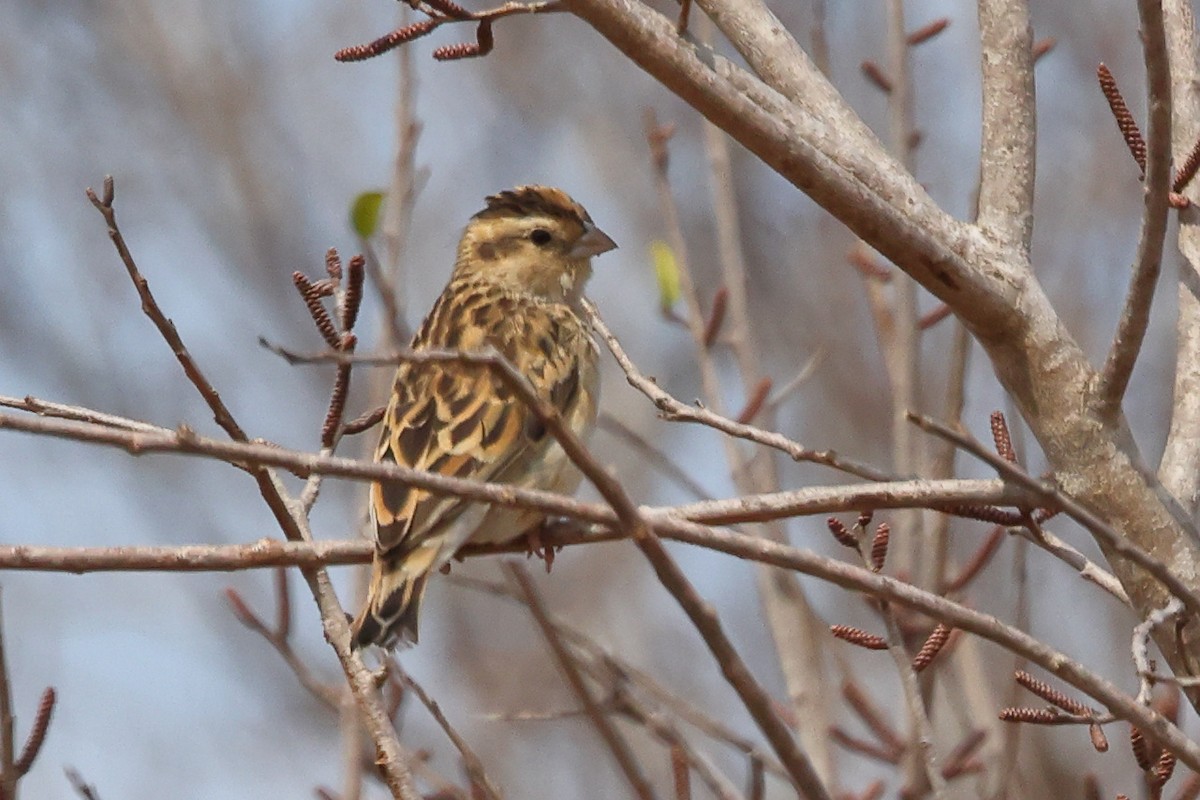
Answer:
[{"left": 453, "top": 185, "right": 617, "bottom": 303}]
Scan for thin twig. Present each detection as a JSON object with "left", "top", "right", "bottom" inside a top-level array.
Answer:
[
  {"left": 225, "top": 574, "right": 343, "bottom": 709},
  {"left": 85, "top": 176, "right": 304, "bottom": 543},
  {"left": 585, "top": 306, "right": 892, "bottom": 482},
  {"left": 908, "top": 412, "right": 1200, "bottom": 620}
]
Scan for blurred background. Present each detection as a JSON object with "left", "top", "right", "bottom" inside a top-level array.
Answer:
[{"left": 0, "top": 0, "right": 1186, "bottom": 797}]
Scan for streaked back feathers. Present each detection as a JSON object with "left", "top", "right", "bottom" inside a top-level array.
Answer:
[{"left": 350, "top": 185, "right": 614, "bottom": 649}]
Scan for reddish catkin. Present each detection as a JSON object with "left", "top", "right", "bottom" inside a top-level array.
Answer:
[
  {"left": 1014, "top": 670, "right": 1089, "bottom": 715},
  {"left": 1174, "top": 135, "right": 1200, "bottom": 193},
  {"left": 1097, "top": 63, "right": 1146, "bottom": 173},
  {"left": 870, "top": 523, "right": 890, "bottom": 572},
  {"left": 906, "top": 18, "right": 949, "bottom": 46},
  {"left": 1088, "top": 723, "right": 1108, "bottom": 753},
  {"left": 990, "top": 410, "right": 1016, "bottom": 462},
  {"left": 339, "top": 255, "right": 366, "bottom": 333},
  {"left": 911, "top": 624, "right": 952, "bottom": 673},
  {"left": 324, "top": 247, "right": 343, "bottom": 281},
  {"left": 830, "top": 625, "right": 888, "bottom": 650},
  {"left": 998, "top": 707, "right": 1061, "bottom": 723},
  {"left": 1130, "top": 725, "right": 1153, "bottom": 771},
  {"left": 948, "top": 504, "right": 1023, "bottom": 526},
  {"left": 335, "top": 20, "right": 439, "bottom": 62},
  {"left": 1153, "top": 748, "right": 1177, "bottom": 786},
  {"left": 827, "top": 517, "right": 859, "bottom": 550},
  {"left": 423, "top": 0, "right": 472, "bottom": 17},
  {"left": 292, "top": 272, "right": 340, "bottom": 349},
  {"left": 14, "top": 687, "right": 56, "bottom": 774}
]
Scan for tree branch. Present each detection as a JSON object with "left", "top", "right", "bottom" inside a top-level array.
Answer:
[
  {"left": 1158, "top": 0, "right": 1200, "bottom": 512},
  {"left": 1098, "top": 0, "right": 1174, "bottom": 415},
  {"left": 975, "top": 0, "right": 1037, "bottom": 254}
]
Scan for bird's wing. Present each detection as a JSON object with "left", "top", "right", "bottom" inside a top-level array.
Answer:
[{"left": 370, "top": 285, "right": 591, "bottom": 569}]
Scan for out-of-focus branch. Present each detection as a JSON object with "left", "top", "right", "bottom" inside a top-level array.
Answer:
[
  {"left": 452, "top": 574, "right": 787, "bottom": 785},
  {"left": 598, "top": 414, "right": 711, "bottom": 500},
  {"left": 394, "top": 668, "right": 504, "bottom": 800},
  {"left": 1098, "top": 0, "right": 1173, "bottom": 415},
  {"left": 0, "top": 395, "right": 171, "bottom": 434},
  {"left": 226, "top": 570, "right": 343, "bottom": 709},
  {"left": 506, "top": 563, "right": 656, "bottom": 800},
  {"left": 689, "top": 36, "right": 832, "bottom": 772},
  {"left": 0, "top": 594, "right": 56, "bottom": 800}
]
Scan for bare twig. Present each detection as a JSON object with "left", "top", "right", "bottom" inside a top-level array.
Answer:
[
  {"left": 0, "top": 401, "right": 1035, "bottom": 537},
  {"left": 1133, "top": 598, "right": 1186, "bottom": 704},
  {"left": 85, "top": 176, "right": 304, "bottom": 543},
  {"left": 909, "top": 412, "right": 1200, "bottom": 619},
  {"left": 585, "top": 305, "right": 893, "bottom": 482},
  {"left": 225, "top": 573, "right": 342, "bottom": 709}
]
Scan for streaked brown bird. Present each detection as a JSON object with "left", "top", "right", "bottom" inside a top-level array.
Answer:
[{"left": 351, "top": 185, "right": 616, "bottom": 649}]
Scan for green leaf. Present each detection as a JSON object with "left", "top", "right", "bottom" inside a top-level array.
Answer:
[
  {"left": 650, "top": 240, "right": 680, "bottom": 311},
  {"left": 350, "top": 191, "right": 386, "bottom": 238}
]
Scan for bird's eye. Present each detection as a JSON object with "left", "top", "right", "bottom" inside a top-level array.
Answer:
[{"left": 530, "top": 228, "right": 553, "bottom": 246}]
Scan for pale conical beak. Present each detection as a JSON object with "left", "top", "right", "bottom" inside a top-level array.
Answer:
[{"left": 568, "top": 224, "right": 618, "bottom": 259}]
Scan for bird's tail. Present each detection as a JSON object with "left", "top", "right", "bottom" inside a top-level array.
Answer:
[{"left": 350, "top": 548, "right": 437, "bottom": 649}]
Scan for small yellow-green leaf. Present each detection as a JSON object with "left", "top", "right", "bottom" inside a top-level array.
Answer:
[
  {"left": 651, "top": 240, "right": 680, "bottom": 310},
  {"left": 350, "top": 191, "right": 386, "bottom": 238}
]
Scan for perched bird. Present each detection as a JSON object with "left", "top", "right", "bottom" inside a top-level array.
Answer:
[{"left": 351, "top": 185, "right": 617, "bottom": 649}]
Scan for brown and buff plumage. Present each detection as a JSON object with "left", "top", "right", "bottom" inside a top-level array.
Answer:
[{"left": 351, "top": 186, "right": 616, "bottom": 649}]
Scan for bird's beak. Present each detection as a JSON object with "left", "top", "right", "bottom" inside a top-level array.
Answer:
[{"left": 568, "top": 224, "right": 618, "bottom": 259}]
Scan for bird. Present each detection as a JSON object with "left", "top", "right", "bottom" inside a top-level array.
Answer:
[{"left": 350, "top": 185, "right": 617, "bottom": 649}]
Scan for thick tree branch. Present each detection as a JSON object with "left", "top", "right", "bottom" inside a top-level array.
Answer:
[
  {"left": 1159, "top": 0, "right": 1200, "bottom": 513},
  {"left": 561, "top": 0, "right": 1018, "bottom": 334},
  {"left": 975, "top": 0, "right": 1037, "bottom": 255}
]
